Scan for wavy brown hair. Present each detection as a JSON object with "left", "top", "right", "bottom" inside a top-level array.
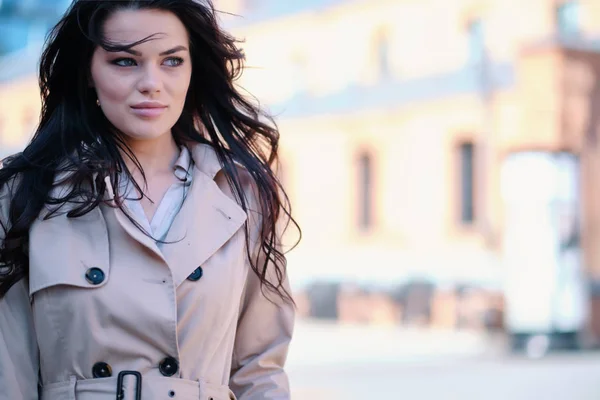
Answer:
[{"left": 0, "top": 0, "right": 300, "bottom": 303}]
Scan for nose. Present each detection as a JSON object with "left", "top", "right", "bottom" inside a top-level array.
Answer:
[{"left": 136, "top": 64, "right": 163, "bottom": 95}]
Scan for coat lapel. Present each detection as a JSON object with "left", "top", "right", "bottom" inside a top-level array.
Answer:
[
  {"left": 161, "top": 170, "right": 247, "bottom": 287},
  {"left": 100, "top": 174, "right": 167, "bottom": 263},
  {"left": 37, "top": 142, "right": 248, "bottom": 290}
]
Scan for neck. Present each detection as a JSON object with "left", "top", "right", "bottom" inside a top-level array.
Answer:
[{"left": 122, "top": 132, "right": 180, "bottom": 178}]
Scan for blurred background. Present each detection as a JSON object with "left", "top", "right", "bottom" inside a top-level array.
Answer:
[{"left": 3, "top": 0, "right": 600, "bottom": 398}]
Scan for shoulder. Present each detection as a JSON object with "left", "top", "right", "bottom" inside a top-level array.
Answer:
[
  {"left": 189, "top": 142, "right": 268, "bottom": 242},
  {"left": 189, "top": 141, "right": 260, "bottom": 207}
]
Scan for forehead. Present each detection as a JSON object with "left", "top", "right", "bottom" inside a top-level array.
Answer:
[{"left": 102, "top": 8, "right": 189, "bottom": 47}]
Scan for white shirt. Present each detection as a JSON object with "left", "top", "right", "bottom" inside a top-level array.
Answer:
[{"left": 122, "top": 146, "right": 193, "bottom": 247}]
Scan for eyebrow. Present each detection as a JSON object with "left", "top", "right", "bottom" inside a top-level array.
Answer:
[{"left": 120, "top": 45, "right": 188, "bottom": 56}]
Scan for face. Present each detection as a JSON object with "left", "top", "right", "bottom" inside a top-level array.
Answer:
[{"left": 90, "top": 8, "right": 192, "bottom": 142}]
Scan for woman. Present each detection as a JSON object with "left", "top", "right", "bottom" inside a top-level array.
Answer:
[{"left": 0, "top": 1, "right": 299, "bottom": 399}]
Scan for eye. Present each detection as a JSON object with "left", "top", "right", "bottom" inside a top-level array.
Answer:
[
  {"left": 111, "top": 58, "right": 137, "bottom": 67},
  {"left": 164, "top": 57, "right": 184, "bottom": 67}
]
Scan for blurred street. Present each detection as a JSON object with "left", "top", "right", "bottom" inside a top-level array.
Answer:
[{"left": 288, "top": 320, "right": 600, "bottom": 400}]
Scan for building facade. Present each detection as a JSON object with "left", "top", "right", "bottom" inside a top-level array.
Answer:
[{"left": 218, "top": 0, "right": 600, "bottom": 338}]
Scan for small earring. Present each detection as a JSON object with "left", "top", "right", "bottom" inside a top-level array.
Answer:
[{"left": 96, "top": 99, "right": 100, "bottom": 107}]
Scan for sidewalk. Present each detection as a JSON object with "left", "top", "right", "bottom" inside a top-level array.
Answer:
[{"left": 287, "top": 319, "right": 507, "bottom": 368}]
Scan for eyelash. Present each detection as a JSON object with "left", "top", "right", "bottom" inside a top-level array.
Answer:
[{"left": 111, "top": 57, "right": 184, "bottom": 67}]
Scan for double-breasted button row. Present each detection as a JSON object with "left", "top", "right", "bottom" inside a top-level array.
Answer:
[
  {"left": 91, "top": 357, "right": 179, "bottom": 378},
  {"left": 85, "top": 267, "right": 204, "bottom": 285},
  {"left": 86, "top": 266, "right": 203, "bottom": 285}
]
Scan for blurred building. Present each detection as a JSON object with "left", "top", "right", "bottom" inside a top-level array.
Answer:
[{"left": 218, "top": 0, "right": 600, "bottom": 337}]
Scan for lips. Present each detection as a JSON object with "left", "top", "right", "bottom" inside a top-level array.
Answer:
[{"left": 130, "top": 102, "right": 168, "bottom": 118}]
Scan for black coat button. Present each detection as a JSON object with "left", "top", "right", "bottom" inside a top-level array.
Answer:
[
  {"left": 85, "top": 267, "right": 105, "bottom": 285},
  {"left": 187, "top": 267, "right": 203, "bottom": 282},
  {"left": 159, "top": 356, "right": 179, "bottom": 377},
  {"left": 92, "top": 362, "right": 112, "bottom": 378}
]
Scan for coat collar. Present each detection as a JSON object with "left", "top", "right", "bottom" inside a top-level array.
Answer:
[
  {"left": 34, "top": 141, "right": 249, "bottom": 294},
  {"left": 30, "top": 141, "right": 250, "bottom": 296},
  {"left": 101, "top": 141, "right": 248, "bottom": 282}
]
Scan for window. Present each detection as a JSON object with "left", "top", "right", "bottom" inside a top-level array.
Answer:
[
  {"left": 467, "top": 19, "right": 485, "bottom": 64},
  {"left": 374, "top": 28, "right": 391, "bottom": 79},
  {"left": 357, "top": 151, "right": 374, "bottom": 231},
  {"left": 458, "top": 142, "right": 475, "bottom": 224},
  {"left": 556, "top": 1, "right": 580, "bottom": 38}
]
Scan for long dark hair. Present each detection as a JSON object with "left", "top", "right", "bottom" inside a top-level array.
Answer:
[{"left": 0, "top": 0, "right": 300, "bottom": 303}]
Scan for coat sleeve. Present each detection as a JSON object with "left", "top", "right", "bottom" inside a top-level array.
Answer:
[
  {"left": 0, "top": 180, "right": 40, "bottom": 400},
  {"left": 0, "top": 278, "right": 40, "bottom": 400},
  {"left": 229, "top": 260, "right": 295, "bottom": 399},
  {"left": 228, "top": 178, "right": 295, "bottom": 400}
]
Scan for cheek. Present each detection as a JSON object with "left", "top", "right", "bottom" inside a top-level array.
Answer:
[
  {"left": 93, "top": 74, "right": 132, "bottom": 131},
  {"left": 96, "top": 75, "right": 132, "bottom": 104},
  {"left": 91, "top": 63, "right": 131, "bottom": 105},
  {"left": 172, "top": 68, "right": 192, "bottom": 102}
]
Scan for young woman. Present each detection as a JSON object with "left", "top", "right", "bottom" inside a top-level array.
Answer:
[{"left": 0, "top": 1, "right": 298, "bottom": 399}]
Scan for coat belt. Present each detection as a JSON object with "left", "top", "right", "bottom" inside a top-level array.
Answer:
[{"left": 41, "top": 375, "right": 236, "bottom": 400}]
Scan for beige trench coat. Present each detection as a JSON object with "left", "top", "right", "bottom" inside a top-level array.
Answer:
[{"left": 0, "top": 143, "right": 295, "bottom": 400}]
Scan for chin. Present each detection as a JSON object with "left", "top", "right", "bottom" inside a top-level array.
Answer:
[
  {"left": 123, "top": 124, "right": 173, "bottom": 141},
  {"left": 130, "top": 131, "right": 170, "bottom": 141}
]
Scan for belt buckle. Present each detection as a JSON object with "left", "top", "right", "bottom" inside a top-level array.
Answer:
[{"left": 116, "top": 370, "right": 142, "bottom": 400}]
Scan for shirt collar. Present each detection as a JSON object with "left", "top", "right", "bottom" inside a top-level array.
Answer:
[
  {"left": 115, "top": 145, "right": 193, "bottom": 198},
  {"left": 54, "top": 141, "right": 230, "bottom": 202},
  {"left": 174, "top": 145, "right": 193, "bottom": 183}
]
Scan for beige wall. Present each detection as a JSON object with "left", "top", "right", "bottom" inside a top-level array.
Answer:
[{"left": 225, "top": 0, "right": 600, "bottom": 286}]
